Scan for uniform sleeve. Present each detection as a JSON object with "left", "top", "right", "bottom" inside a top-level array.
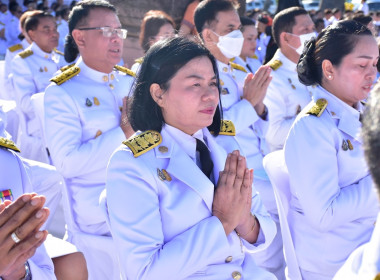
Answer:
[
  {"left": 10, "top": 56, "right": 36, "bottom": 119},
  {"left": 44, "top": 84, "right": 125, "bottom": 179},
  {"left": 265, "top": 79, "right": 295, "bottom": 150},
  {"left": 28, "top": 244, "right": 57, "bottom": 280},
  {"left": 221, "top": 98, "right": 260, "bottom": 134},
  {"left": 284, "top": 116, "right": 379, "bottom": 232},
  {"left": 106, "top": 149, "right": 231, "bottom": 280}
]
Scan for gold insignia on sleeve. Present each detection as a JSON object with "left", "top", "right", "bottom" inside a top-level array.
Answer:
[
  {"left": 50, "top": 66, "right": 80, "bottom": 85},
  {"left": 219, "top": 120, "right": 236, "bottom": 136},
  {"left": 306, "top": 98, "right": 328, "bottom": 117},
  {"left": 123, "top": 130, "right": 162, "bottom": 157},
  {"left": 134, "top": 57, "right": 144, "bottom": 64},
  {"left": 53, "top": 48, "right": 64, "bottom": 56},
  {"left": 230, "top": 61, "right": 247, "bottom": 73},
  {"left": 8, "top": 44, "right": 23, "bottom": 52},
  {"left": 18, "top": 49, "right": 33, "bottom": 59},
  {"left": 0, "top": 137, "right": 20, "bottom": 152},
  {"left": 114, "top": 65, "right": 136, "bottom": 77},
  {"left": 60, "top": 63, "right": 75, "bottom": 72},
  {"left": 266, "top": 59, "right": 282, "bottom": 71}
]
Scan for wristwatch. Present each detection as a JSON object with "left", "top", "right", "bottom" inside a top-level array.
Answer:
[{"left": 20, "top": 262, "right": 32, "bottom": 280}]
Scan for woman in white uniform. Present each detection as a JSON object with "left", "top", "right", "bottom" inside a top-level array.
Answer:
[
  {"left": 105, "top": 37, "right": 277, "bottom": 280},
  {"left": 284, "top": 20, "right": 380, "bottom": 279}
]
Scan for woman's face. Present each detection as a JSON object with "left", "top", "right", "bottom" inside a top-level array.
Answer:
[
  {"left": 150, "top": 23, "right": 175, "bottom": 46},
  {"left": 153, "top": 56, "right": 219, "bottom": 135},
  {"left": 327, "top": 35, "right": 379, "bottom": 106},
  {"left": 240, "top": 25, "right": 258, "bottom": 59}
]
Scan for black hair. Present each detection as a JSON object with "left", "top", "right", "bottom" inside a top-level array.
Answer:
[
  {"left": 272, "top": 7, "right": 308, "bottom": 47},
  {"left": 240, "top": 16, "right": 255, "bottom": 32},
  {"left": 352, "top": 14, "right": 373, "bottom": 27},
  {"left": 24, "top": 12, "right": 53, "bottom": 33},
  {"left": 194, "top": 0, "right": 239, "bottom": 35},
  {"left": 129, "top": 36, "right": 222, "bottom": 135},
  {"left": 64, "top": 0, "right": 116, "bottom": 63},
  {"left": 139, "top": 10, "right": 175, "bottom": 53},
  {"left": 297, "top": 20, "right": 372, "bottom": 86},
  {"left": 362, "top": 82, "right": 380, "bottom": 194},
  {"left": 9, "top": 2, "right": 19, "bottom": 13}
]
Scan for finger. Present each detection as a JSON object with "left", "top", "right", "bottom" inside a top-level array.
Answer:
[
  {"left": 241, "top": 168, "right": 252, "bottom": 195},
  {"left": 232, "top": 154, "right": 247, "bottom": 190},
  {"left": 0, "top": 194, "right": 34, "bottom": 227},
  {"left": 0, "top": 196, "right": 45, "bottom": 246},
  {"left": 220, "top": 153, "right": 232, "bottom": 186},
  {"left": 225, "top": 150, "right": 239, "bottom": 188},
  {"left": 13, "top": 207, "right": 49, "bottom": 243}
]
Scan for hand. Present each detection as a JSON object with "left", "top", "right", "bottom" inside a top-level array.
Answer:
[
  {"left": 0, "top": 194, "right": 49, "bottom": 279},
  {"left": 212, "top": 150, "right": 253, "bottom": 235},
  {"left": 243, "top": 66, "right": 272, "bottom": 114},
  {"left": 120, "top": 97, "right": 135, "bottom": 139}
]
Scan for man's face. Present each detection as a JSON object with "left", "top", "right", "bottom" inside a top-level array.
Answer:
[
  {"left": 210, "top": 9, "right": 241, "bottom": 40},
  {"left": 29, "top": 17, "right": 59, "bottom": 53}
]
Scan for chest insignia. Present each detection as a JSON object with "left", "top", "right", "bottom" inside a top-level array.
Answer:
[
  {"left": 18, "top": 49, "right": 33, "bottom": 59},
  {"left": 8, "top": 44, "right": 23, "bottom": 52},
  {"left": 267, "top": 59, "right": 282, "bottom": 71},
  {"left": 93, "top": 97, "right": 100, "bottom": 106},
  {"left": 123, "top": 130, "right": 162, "bottom": 157},
  {"left": 306, "top": 98, "right": 328, "bottom": 117},
  {"left": 85, "top": 98, "right": 93, "bottom": 107},
  {"left": 347, "top": 139, "right": 354, "bottom": 150},
  {"left": 342, "top": 140, "right": 348, "bottom": 151},
  {"left": 50, "top": 66, "right": 80, "bottom": 85},
  {"left": 221, "top": 88, "right": 230, "bottom": 95},
  {"left": 0, "top": 137, "right": 20, "bottom": 152},
  {"left": 0, "top": 189, "right": 13, "bottom": 202},
  {"left": 219, "top": 120, "right": 236, "bottom": 136},
  {"left": 157, "top": 168, "right": 172, "bottom": 182},
  {"left": 114, "top": 65, "right": 136, "bottom": 77},
  {"left": 288, "top": 78, "right": 296, "bottom": 90}
]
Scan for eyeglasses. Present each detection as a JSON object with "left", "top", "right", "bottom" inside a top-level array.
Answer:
[{"left": 78, "top": 26, "right": 128, "bottom": 39}]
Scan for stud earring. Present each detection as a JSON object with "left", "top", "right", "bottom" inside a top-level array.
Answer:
[{"left": 328, "top": 75, "right": 332, "bottom": 79}]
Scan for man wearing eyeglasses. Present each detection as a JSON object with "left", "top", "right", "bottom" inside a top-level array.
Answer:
[
  {"left": 10, "top": 11, "right": 65, "bottom": 163},
  {"left": 44, "top": 2, "right": 134, "bottom": 277}
]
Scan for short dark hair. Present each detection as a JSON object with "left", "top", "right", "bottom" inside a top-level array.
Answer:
[
  {"left": 362, "top": 82, "right": 380, "bottom": 195},
  {"left": 129, "top": 36, "right": 222, "bottom": 135},
  {"left": 240, "top": 16, "right": 255, "bottom": 32},
  {"left": 194, "top": 0, "right": 238, "bottom": 35},
  {"left": 352, "top": 14, "right": 373, "bottom": 26},
  {"left": 297, "top": 20, "right": 372, "bottom": 86},
  {"left": 272, "top": 7, "right": 308, "bottom": 47},
  {"left": 139, "top": 10, "right": 175, "bottom": 53},
  {"left": 65, "top": 0, "right": 116, "bottom": 62},
  {"left": 24, "top": 12, "right": 54, "bottom": 33},
  {"left": 9, "top": 2, "right": 19, "bottom": 13}
]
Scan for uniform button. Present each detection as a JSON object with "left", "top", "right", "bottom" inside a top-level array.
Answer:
[
  {"left": 231, "top": 271, "right": 241, "bottom": 280},
  {"left": 110, "top": 74, "right": 115, "bottom": 80},
  {"left": 109, "top": 84, "right": 114, "bottom": 89},
  {"left": 102, "top": 75, "right": 108, "bottom": 82},
  {"left": 158, "top": 146, "right": 168, "bottom": 153},
  {"left": 223, "top": 67, "right": 228, "bottom": 72},
  {"left": 225, "top": 256, "right": 233, "bottom": 263}
]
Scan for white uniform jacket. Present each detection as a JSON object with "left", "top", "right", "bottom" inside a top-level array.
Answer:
[
  {"left": 0, "top": 146, "right": 56, "bottom": 280},
  {"left": 106, "top": 126, "right": 276, "bottom": 280},
  {"left": 11, "top": 42, "right": 65, "bottom": 125},
  {"left": 334, "top": 213, "right": 380, "bottom": 280},
  {"left": 5, "top": 15, "right": 20, "bottom": 48},
  {"left": 284, "top": 86, "right": 379, "bottom": 278},
  {"left": 44, "top": 57, "right": 135, "bottom": 233},
  {"left": 264, "top": 49, "right": 315, "bottom": 151},
  {"left": 233, "top": 56, "right": 262, "bottom": 74}
]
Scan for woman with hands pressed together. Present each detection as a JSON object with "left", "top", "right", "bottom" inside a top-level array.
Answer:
[{"left": 105, "top": 37, "right": 276, "bottom": 280}]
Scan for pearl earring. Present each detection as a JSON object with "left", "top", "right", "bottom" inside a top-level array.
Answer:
[{"left": 328, "top": 75, "right": 332, "bottom": 79}]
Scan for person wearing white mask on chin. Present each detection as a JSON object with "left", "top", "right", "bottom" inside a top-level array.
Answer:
[
  {"left": 194, "top": 1, "right": 286, "bottom": 279},
  {"left": 264, "top": 7, "right": 317, "bottom": 152}
]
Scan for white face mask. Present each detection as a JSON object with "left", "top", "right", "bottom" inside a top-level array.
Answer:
[
  {"left": 288, "top": 32, "right": 316, "bottom": 55},
  {"left": 214, "top": 30, "right": 245, "bottom": 59}
]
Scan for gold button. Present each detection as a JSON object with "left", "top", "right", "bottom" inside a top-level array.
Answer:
[
  {"left": 109, "top": 84, "right": 114, "bottom": 89},
  {"left": 223, "top": 67, "right": 228, "bottom": 72},
  {"left": 110, "top": 74, "right": 115, "bottom": 80},
  {"left": 158, "top": 146, "right": 168, "bottom": 153},
  {"left": 231, "top": 271, "right": 241, "bottom": 280},
  {"left": 94, "top": 130, "right": 102, "bottom": 139},
  {"left": 44, "top": 54, "right": 48, "bottom": 59},
  {"left": 102, "top": 75, "right": 108, "bottom": 82},
  {"left": 225, "top": 256, "right": 233, "bottom": 263}
]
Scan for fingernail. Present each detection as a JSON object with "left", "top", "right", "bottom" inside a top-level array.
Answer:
[
  {"left": 239, "top": 156, "right": 243, "bottom": 160},
  {"left": 35, "top": 231, "right": 43, "bottom": 239},
  {"left": 227, "top": 153, "right": 231, "bottom": 157},
  {"left": 22, "top": 195, "right": 31, "bottom": 202},
  {"left": 35, "top": 210, "right": 43, "bottom": 218},
  {"left": 31, "top": 197, "right": 40, "bottom": 206}
]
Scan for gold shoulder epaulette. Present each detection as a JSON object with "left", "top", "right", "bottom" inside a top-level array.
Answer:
[
  {"left": 114, "top": 65, "right": 136, "bottom": 77},
  {"left": 18, "top": 49, "right": 33, "bottom": 59},
  {"left": 134, "top": 57, "right": 144, "bottom": 64},
  {"left": 0, "top": 137, "right": 20, "bottom": 152},
  {"left": 219, "top": 120, "right": 236, "bottom": 136},
  {"left": 8, "top": 44, "right": 23, "bottom": 52},
  {"left": 306, "top": 98, "right": 328, "bottom": 117},
  {"left": 60, "top": 63, "right": 75, "bottom": 72},
  {"left": 54, "top": 48, "right": 64, "bottom": 56},
  {"left": 123, "top": 130, "right": 162, "bottom": 157},
  {"left": 373, "top": 272, "right": 380, "bottom": 280},
  {"left": 230, "top": 62, "right": 247, "bottom": 73},
  {"left": 266, "top": 59, "right": 282, "bottom": 71},
  {"left": 50, "top": 66, "right": 80, "bottom": 85},
  {"left": 249, "top": 54, "right": 258, "bottom": 60}
]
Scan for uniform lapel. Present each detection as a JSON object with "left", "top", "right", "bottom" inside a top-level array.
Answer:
[
  {"left": 156, "top": 129, "right": 214, "bottom": 212},
  {"left": 204, "top": 129, "right": 227, "bottom": 185}
]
